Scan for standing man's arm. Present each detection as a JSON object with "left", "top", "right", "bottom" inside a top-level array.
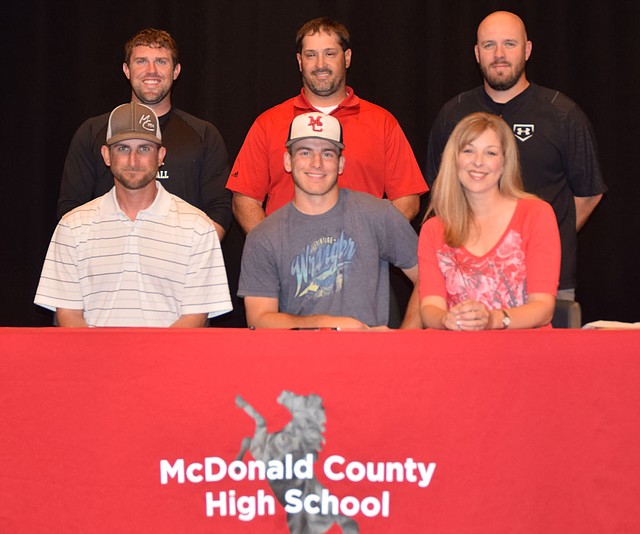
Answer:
[
  {"left": 227, "top": 116, "right": 272, "bottom": 234},
  {"left": 211, "top": 220, "right": 226, "bottom": 241},
  {"left": 575, "top": 194, "right": 603, "bottom": 231},
  {"left": 425, "top": 103, "right": 460, "bottom": 189},
  {"left": 57, "top": 118, "right": 105, "bottom": 220},
  {"left": 383, "top": 120, "right": 428, "bottom": 222},
  {"left": 198, "top": 119, "right": 233, "bottom": 241},
  {"left": 565, "top": 103, "right": 607, "bottom": 232},
  {"left": 391, "top": 195, "right": 420, "bottom": 222},
  {"left": 232, "top": 193, "right": 266, "bottom": 234}
]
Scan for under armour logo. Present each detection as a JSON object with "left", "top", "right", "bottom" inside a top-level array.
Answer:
[
  {"left": 308, "top": 115, "right": 324, "bottom": 132},
  {"left": 513, "top": 124, "right": 534, "bottom": 142}
]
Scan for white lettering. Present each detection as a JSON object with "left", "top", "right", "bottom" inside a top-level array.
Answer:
[
  {"left": 365, "top": 462, "right": 385, "bottom": 482},
  {"left": 266, "top": 461, "right": 283, "bottom": 480},
  {"left": 161, "top": 455, "right": 436, "bottom": 490},
  {"left": 228, "top": 460, "right": 247, "bottom": 481},
  {"left": 340, "top": 496, "right": 359, "bottom": 516},
  {"left": 304, "top": 493, "right": 321, "bottom": 514},
  {"left": 386, "top": 462, "right": 404, "bottom": 482},
  {"left": 361, "top": 492, "right": 390, "bottom": 517},
  {"left": 206, "top": 490, "right": 276, "bottom": 520},
  {"left": 404, "top": 458, "right": 418, "bottom": 483},
  {"left": 345, "top": 461, "right": 366, "bottom": 482},
  {"left": 236, "top": 493, "right": 255, "bottom": 521},
  {"left": 320, "top": 490, "right": 339, "bottom": 515},
  {"left": 294, "top": 454, "right": 314, "bottom": 479},
  {"left": 324, "top": 455, "right": 346, "bottom": 481},
  {"left": 247, "top": 459, "right": 266, "bottom": 480},
  {"left": 284, "top": 489, "right": 390, "bottom": 518},
  {"left": 284, "top": 488, "right": 303, "bottom": 513},
  {"left": 323, "top": 455, "right": 436, "bottom": 487},
  {"left": 417, "top": 462, "right": 437, "bottom": 488},
  {"left": 206, "top": 490, "right": 227, "bottom": 517},
  {"left": 186, "top": 462, "right": 203, "bottom": 483},
  {"left": 159, "top": 458, "right": 185, "bottom": 484},
  {"left": 204, "top": 457, "right": 226, "bottom": 482}
]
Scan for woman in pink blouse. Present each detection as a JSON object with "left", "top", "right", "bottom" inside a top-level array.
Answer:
[{"left": 419, "top": 112, "right": 560, "bottom": 330}]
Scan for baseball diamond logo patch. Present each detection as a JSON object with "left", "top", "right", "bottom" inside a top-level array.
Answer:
[{"left": 513, "top": 124, "right": 534, "bottom": 142}]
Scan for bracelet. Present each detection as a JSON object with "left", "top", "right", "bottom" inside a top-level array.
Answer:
[{"left": 500, "top": 309, "right": 511, "bottom": 330}]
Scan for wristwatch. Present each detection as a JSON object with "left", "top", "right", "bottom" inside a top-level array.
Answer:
[{"left": 500, "top": 309, "right": 511, "bottom": 329}]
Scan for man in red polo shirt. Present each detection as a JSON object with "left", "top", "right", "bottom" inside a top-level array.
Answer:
[{"left": 227, "top": 16, "right": 428, "bottom": 234}]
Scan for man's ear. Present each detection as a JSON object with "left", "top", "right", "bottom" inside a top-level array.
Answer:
[
  {"left": 101, "top": 145, "right": 111, "bottom": 166},
  {"left": 344, "top": 48, "right": 352, "bottom": 69},
  {"left": 284, "top": 151, "right": 292, "bottom": 173},
  {"left": 158, "top": 146, "right": 167, "bottom": 166}
]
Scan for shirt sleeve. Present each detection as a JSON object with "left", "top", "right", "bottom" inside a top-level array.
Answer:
[
  {"left": 565, "top": 105, "right": 608, "bottom": 197},
  {"left": 226, "top": 118, "right": 271, "bottom": 203},
  {"left": 34, "top": 221, "right": 84, "bottom": 312},
  {"left": 376, "top": 201, "right": 419, "bottom": 269},
  {"left": 181, "top": 221, "right": 232, "bottom": 318},
  {"left": 523, "top": 200, "right": 561, "bottom": 296},
  {"left": 425, "top": 107, "right": 452, "bottom": 188},
  {"left": 417, "top": 218, "right": 448, "bottom": 300},
  {"left": 237, "top": 227, "right": 282, "bottom": 299},
  {"left": 199, "top": 123, "right": 233, "bottom": 231},
  {"left": 57, "top": 118, "right": 106, "bottom": 220},
  {"left": 383, "top": 120, "right": 429, "bottom": 200}
]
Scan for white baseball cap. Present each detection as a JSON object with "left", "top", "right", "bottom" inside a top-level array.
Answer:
[{"left": 286, "top": 112, "right": 344, "bottom": 149}]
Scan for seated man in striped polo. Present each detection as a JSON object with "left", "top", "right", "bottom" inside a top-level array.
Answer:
[{"left": 35, "top": 102, "right": 232, "bottom": 327}]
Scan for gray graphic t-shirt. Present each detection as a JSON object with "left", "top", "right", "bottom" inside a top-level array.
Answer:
[{"left": 238, "top": 189, "right": 418, "bottom": 326}]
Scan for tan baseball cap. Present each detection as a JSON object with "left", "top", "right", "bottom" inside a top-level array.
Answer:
[{"left": 106, "top": 102, "right": 162, "bottom": 146}]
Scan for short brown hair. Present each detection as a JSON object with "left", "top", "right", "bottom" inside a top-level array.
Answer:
[
  {"left": 124, "top": 28, "right": 179, "bottom": 66},
  {"left": 296, "top": 17, "right": 350, "bottom": 53}
]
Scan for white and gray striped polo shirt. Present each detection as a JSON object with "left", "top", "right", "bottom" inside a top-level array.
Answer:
[{"left": 35, "top": 183, "right": 232, "bottom": 326}]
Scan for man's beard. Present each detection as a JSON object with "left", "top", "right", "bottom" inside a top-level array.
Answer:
[
  {"left": 132, "top": 81, "right": 171, "bottom": 106},
  {"left": 481, "top": 60, "right": 526, "bottom": 91},
  {"left": 114, "top": 169, "right": 157, "bottom": 191},
  {"left": 303, "top": 68, "right": 345, "bottom": 97}
]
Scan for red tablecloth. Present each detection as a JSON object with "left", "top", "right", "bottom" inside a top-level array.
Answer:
[{"left": 1, "top": 328, "right": 639, "bottom": 533}]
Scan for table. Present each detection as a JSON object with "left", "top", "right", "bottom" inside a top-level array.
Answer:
[{"left": 2, "top": 327, "right": 639, "bottom": 533}]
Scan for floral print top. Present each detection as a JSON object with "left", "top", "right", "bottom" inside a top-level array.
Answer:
[{"left": 418, "top": 198, "right": 560, "bottom": 310}]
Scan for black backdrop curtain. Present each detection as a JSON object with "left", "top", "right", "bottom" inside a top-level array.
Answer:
[{"left": 2, "top": 0, "right": 639, "bottom": 327}]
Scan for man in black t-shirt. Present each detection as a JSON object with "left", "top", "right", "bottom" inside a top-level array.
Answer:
[
  {"left": 57, "top": 28, "right": 232, "bottom": 240},
  {"left": 426, "top": 11, "right": 607, "bottom": 299}
]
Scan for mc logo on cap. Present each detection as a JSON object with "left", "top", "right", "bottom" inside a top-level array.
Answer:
[{"left": 286, "top": 112, "right": 344, "bottom": 149}]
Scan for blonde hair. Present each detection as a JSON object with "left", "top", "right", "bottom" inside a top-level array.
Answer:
[{"left": 425, "top": 112, "right": 531, "bottom": 247}]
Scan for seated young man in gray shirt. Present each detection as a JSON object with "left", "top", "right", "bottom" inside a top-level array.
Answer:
[{"left": 238, "top": 112, "right": 418, "bottom": 330}]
